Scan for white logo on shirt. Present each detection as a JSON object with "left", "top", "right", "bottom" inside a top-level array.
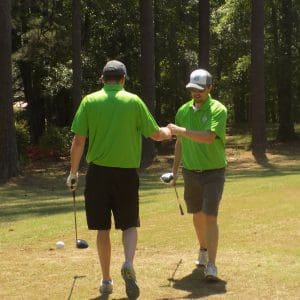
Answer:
[{"left": 202, "top": 116, "right": 208, "bottom": 123}]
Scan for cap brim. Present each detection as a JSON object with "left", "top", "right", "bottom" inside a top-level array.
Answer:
[{"left": 186, "top": 83, "right": 205, "bottom": 91}]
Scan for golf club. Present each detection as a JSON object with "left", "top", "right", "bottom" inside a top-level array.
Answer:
[
  {"left": 160, "top": 173, "right": 184, "bottom": 216},
  {"left": 173, "top": 185, "right": 184, "bottom": 216},
  {"left": 71, "top": 179, "right": 89, "bottom": 249}
]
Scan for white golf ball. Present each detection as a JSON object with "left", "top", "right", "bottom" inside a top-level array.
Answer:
[{"left": 56, "top": 241, "right": 64, "bottom": 249}]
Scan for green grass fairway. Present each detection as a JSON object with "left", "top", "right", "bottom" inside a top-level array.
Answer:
[{"left": 0, "top": 149, "right": 299, "bottom": 299}]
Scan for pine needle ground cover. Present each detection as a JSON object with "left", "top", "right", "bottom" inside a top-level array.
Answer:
[{"left": 0, "top": 147, "right": 299, "bottom": 300}]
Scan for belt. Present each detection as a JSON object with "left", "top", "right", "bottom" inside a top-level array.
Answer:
[{"left": 184, "top": 167, "right": 225, "bottom": 173}]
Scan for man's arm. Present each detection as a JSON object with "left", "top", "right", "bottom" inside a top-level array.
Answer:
[
  {"left": 167, "top": 124, "right": 216, "bottom": 144},
  {"left": 70, "top": 134, "right": 86, "bottom": 174},
  {"left": 150, "top": 127, "right": 172, "bottom": 141}
]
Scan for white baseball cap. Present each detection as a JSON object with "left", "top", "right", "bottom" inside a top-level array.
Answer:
[{"left": 186, "top": 69, "right": 212, "bottom": 91}]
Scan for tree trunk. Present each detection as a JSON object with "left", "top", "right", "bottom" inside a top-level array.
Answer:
[
  {"left": 250, "top": 0, "right": 266, "bottom": 161},
  {"left": 72, "top": 0, "right": 82, "bottom": 114},
  {"left": 19, "top": 62, "right": 45, "bottom": 144},
  {"left": 140, "top": 0, "right": 156, "bottom": 167},
  {"left": 0, "top": 0, "right": 18, "bottom": 182},
  {"left": 277, "top": 0, "right": 295, "bottom": 141},
  {"left": 270, "top": 3, "right": 279, "bottom": 123},
  {"left": 17, "top": 2, "right": 45, "bottom": 144},
  {"left": 198, "top": 0, "right": 210, "bottom": 69}
]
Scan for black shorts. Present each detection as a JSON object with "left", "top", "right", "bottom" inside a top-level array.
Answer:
[
  {"left": 182, "top": 168, "right": 225, "bottom": 216},
  {"left": 84, "top": 164, "right": 140, "bottom": 231}
]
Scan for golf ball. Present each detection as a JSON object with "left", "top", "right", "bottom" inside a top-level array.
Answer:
[{"left": 56, "top": 241, "right": 64, "bottom": 249}]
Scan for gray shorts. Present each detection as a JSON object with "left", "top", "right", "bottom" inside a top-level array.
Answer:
[{"left": 182, "top": 168, "right": 225, "bottom": 216}]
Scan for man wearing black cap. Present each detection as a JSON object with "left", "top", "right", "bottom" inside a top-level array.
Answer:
[
  {"left": 167, "top": 69, "right": 227, "bottom": 281},
  {"left": 66, "top": 60, "right": 171, "bottom": 298}
]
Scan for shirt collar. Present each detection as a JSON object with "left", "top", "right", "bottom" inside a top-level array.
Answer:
[
  {"left": 188, "top": 94, "right": 212, "bottom": 111},
  {"left": 103, "top": 84, "right": 124, "bottom": 92}
]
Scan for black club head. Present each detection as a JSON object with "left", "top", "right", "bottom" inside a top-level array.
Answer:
[{"left": 76, "top": 239, "right": 89, "bottom": 249}]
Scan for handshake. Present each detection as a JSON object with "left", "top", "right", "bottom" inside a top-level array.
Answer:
[
  {"left": 160, "top": 124, "right": 183, "bottom": 140},
  {"left": 166, "top": 124, "right": 182, "bottom": 136}
]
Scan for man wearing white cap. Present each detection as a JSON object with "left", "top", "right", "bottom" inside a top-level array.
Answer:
[{"left": 167, "top": 69, "right": 227, "bottom": 280}]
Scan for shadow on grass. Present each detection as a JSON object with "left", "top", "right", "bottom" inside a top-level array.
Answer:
[
  {"left": 226, "top": 162, "right": 300, "bottom": 180},
  {"left": 0, "top": 199, "right": 86, "bottom": 223},
  {"left": 0, "top": 174, "right": 86, "bottom": 223},
  {"left": 163, "top": 267, "right": 227, "bottom": 299},
  {"left": 67, "top": 275, "right": 86, "bottom": 300},
  {"left": 89, "top": 297, "right": 127, "bottom": 300},
  {"left": 1, "top": 151, "right": 299, "bottom": 223}
]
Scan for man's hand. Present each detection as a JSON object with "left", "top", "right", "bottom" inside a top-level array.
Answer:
[
  {"left": 167, "top": 123, "right": 185, "bottom": 136},
  {"left": 150, "top": 127, "right": 172, "bottom": 141},
  {"left": 160, "top": 172, "right": 178, "bottom": 186},
  {"left": 171, "top": 172, "right": 178, "bottom": 186},
  {"left": 160, "top": 127, "right": 172, "bottom": 140},
  {"left": 66, "top": 172, "right": 79, "bottom": 191}
]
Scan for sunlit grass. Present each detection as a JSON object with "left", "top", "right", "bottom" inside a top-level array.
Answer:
[{"left": 0, "top": 150, "right": 299, "bottom": 299}]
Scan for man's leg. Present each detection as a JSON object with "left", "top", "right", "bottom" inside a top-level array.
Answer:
[
  {"left": 193, "top": 211, "right": 209, "bottom": 266},
  {"left": 205, "top": 214, "right": 218, "bottom": 264},
  {"left": 193, "top": 211, "right": 207, "bottom": 249},
  {"left": 121, "top": 227, "right": 139, "bottom": 299},
  {"left": 122, "top": 227, "right": 137, "bottom": 264},
  {"left": 204, "top": 213, "right": 219, "bottom": 280},
  {"left": 97, "top": 230, "right": 111, "bottom": 280}
]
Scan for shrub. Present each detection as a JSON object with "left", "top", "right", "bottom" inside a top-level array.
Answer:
[
  {"left": 15, "top": 119, "right": 30, "bottom": 160},
  {"left": 38, "top": 125, "right": 73, "bottom": 158}
]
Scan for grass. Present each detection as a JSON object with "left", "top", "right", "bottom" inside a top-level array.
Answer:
[{"left": 0, "top": 147, "right": 300, "bottom": 300}]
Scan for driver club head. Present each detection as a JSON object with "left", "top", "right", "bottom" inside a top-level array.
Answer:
[
  {"left": 76, "top": 239, "right": 89, "bottom": 249},
  {"left": 160, "top": 172, "right": 174, "bottom": 184}
]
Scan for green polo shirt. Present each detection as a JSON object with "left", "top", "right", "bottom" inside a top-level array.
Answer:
[
  {"left": 175, "top": 94, "right": 227, "bottom": 171},
  {"left": 71, "top": 84, "right": 159, "bottom": 168}
]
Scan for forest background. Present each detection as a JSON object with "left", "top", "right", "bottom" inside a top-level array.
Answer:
[{"left": 0, "top": 0, "right": 299, "bottom": 181}]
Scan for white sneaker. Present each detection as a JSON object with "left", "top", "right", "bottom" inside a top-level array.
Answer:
[
  {"left": 99, "top": 279, "right": 113, "bottom": 294},
  {"left": 205, "top": 263, "right": 218, "bottom": 281},
  {"left": 195, "top": 249, "right": 208, "bottom": 267}
]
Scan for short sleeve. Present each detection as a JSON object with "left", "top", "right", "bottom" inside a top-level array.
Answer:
[
  {"left": 136, "top": 97, "right": 159, "bottom": 137},
  {"left": 210, "top": 107, "right": 227, "bottom": 143},
  {"left": 71, "top": 97, "right": 89, "bottom": 137}
]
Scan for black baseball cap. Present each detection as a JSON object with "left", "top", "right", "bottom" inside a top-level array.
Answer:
[{"left": 102, "top": 60, "right": 127, "bottom": 77}]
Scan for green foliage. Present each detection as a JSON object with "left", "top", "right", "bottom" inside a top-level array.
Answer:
[
  {"left": 210, "top": 0, "right": 251, "bottom": 123},
  {"left": 14, "top": 118, "right": 30, "bottom": 159},
  {"left": 14, "top": 107, "right": 72, "bottom": 160},
  {"left": 81, "top": 0, "right": 141, "bottom": 94},
  {"left": 154, "top": 0, "right": 198, "bottom": 123},
  {"left": 38, "top": 125, "right": 72, "bottom": 157},
  {"left": 42, "top": 63, "right": 72, "bottom": 97},
  {"left": 10, "top": 0, "right": 300, "bottom": 153}
]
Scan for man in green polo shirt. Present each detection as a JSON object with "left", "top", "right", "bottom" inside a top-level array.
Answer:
[
  {"left": 167, "top": 69, "right": 227, "bottom": 281},
  {"left": 66, "top": 60, "right": 171, "bottom": 299}
]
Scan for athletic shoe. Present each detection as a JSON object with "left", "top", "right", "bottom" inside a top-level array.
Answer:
[
  {"left": 195, "top": 249, "right": 208, "bottom": 267},
  {"left": 205, "top": 262, "right": 218, "bottom": 281},
  {"left": 121, "top": 262, "right": 140, "bottom": 299},
  {"left": 99, "top": 279, "right": 113, "bottom": 294}
]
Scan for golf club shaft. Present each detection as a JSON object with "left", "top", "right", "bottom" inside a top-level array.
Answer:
[
  {"left": 72, "top": 190, "right": 78, "bottom": 242},
  {"left": 174, "top": 186, "right": 184, "bottom": 215}
]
